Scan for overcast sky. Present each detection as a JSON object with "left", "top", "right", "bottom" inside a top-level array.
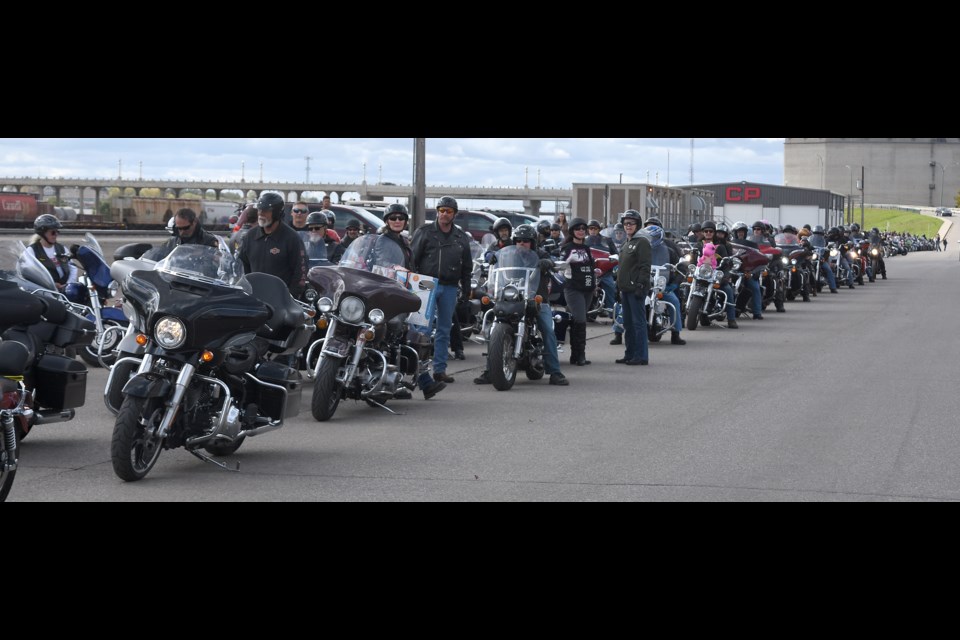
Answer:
[{"left": 0, "top": 138, "right": 785, "bottom": 210}]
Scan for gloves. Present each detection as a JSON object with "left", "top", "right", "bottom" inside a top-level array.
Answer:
[
  {"left": 538, "top": 258, "right": 555, "bottom": 272},
  {"left": 485, "top": 251, "right": 497, "bottom": 264}
]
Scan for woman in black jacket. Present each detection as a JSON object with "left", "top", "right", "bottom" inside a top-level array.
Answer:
[{"left": 559, "top": 217, "right": 595, "bottom": 366}]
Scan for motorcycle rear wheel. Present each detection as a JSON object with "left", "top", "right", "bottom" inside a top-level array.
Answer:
[
  {"left": 488, "top": 323, "right": 518, "bottom": 391},
  {"left": 111, "top": 396, "right": 164, "bottom": 482},
  {"left": 311, "top": 357, "right": 343, "bottom": 422}
]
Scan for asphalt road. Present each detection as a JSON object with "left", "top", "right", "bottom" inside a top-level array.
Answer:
[{"left": 8, "top": 246, "right": 960, "bottom": 501}]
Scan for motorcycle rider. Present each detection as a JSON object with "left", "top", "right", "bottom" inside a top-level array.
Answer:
[
  {"left": 230, "top": 204, "right": 259, "bottom": 253},
  {"left": 712, "top": 222, "right": 739, "bottom": 328},
  {"left": 410, "top": 196, "right": 473, "bottom": 385},
  {"left": 750, "top": 221, "right": 786, "bottom": 312},
  {"left": 687, "top": 222, "right": 703, "bottom": 245},
  {"left": 303, "top": 211, "right": 331, "bottom": 262},
  {"left": 644, "top": 224, "right": 686, "bottom": 345},
  {"left": 341, "top": 218, "right": 362, "bottom": 249},
  {"left": 559, "top": 217, "right": 596, "bottom": 365},
  {"left": 162, "top": 207, "right": 220, "bottom": 254},
  {"left": 807, "top": 225, "right": 838, "bottom": 293},
  {"left": 826, "top": 226, "right": 855, "bottom": 289},
  {"left": 237, "top": 192, "right": 308, "bottom": 299},
  {"left": 729, "top": 221, "right": 764, "bottom": 320},
  {"left": 615, "top": 210, "right": 651, "bottom": 365},
  {"left": 29, "top": 213, "right": 77, "bottom": 292},
  {"left": 473, "top": 224, "right": 568, "bottom": 386},
  {"left": 868, "top": 226, "right": 888, "bottom": 279},
  {"left": 537, "top": 220, "right": 560, "bottom": 257},
  {"left": 485, "top": 217, "right": 514, "bottom": 260},
  {"left": 585, "top": 218, "right": 618, "bottom": 321}
]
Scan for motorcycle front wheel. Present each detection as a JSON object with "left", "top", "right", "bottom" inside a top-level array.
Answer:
[
  {"left": 311, "top": 357, "right": 343, "bottom": 422},
  {"left": 79, "top": 320, "right": 125, "bottom": 368},
  {"left": 111, "top": 396, "right": 165, "bottom": 482},
  {"left": 686, "top": 296, "right": 703, "bottom": 331},
  {"left": 488, "top": 323, "right": 518, "bottom": 391}
]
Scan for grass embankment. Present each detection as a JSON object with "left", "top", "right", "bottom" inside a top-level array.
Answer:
[{"left": 851, "top": 208, "right": 945, "bottom": 237}]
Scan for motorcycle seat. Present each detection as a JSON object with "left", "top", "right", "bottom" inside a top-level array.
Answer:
[
  {"left": 0, "top": 340, "right": 30, "bottom": 379},
  {"left": 246, "top": 273, "right": 305, "bottom": 337},
  {"left": 0, "top": 330, "right": 40, "bottom": 365}
]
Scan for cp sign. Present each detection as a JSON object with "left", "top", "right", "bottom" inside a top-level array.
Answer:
[{"left": 725, "top": 186, "right": 761, "bottom": 202}]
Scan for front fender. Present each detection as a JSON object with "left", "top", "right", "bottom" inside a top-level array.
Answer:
[{"left": 121, "top": 373, "right": 171, "bottom": 399}]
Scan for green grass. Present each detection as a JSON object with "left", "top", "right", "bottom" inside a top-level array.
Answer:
[{"left": 845, "top": 208, "right": 946, "bottom": 237}]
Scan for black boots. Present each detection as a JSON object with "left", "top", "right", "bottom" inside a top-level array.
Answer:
[
  {"left": 569, "top": 322, "right": 591, "bottom": 366},
  {"left": 609, "top": 333, "right": 622, "bottom": 345}
]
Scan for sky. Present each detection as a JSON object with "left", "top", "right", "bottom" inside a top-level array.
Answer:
[{"left": 0, "top": 138, "right": 785, "bottom": 212}]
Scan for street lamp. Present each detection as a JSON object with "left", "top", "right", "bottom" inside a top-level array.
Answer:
[
  {"left": 931, "top": 161, "right": 945, "bottom": 208},
  {"left": 844, "top": 164, "right": 853, "bottom": 224}
]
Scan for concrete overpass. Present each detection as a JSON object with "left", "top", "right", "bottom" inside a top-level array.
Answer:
[{"left": 0, "top": 177, "right": 573, "bottom": 217}]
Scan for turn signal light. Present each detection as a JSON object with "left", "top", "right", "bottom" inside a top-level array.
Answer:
[
  {"left": 316, "top": 318, "right": 328, "bottom": 330},
  {"left": 135, "top": 333, "right": 148, "bottom": 346},
  {"left": 656, "top": 292, "right": 664, "bottom": 299},
  {"left": 713, "top": 283, "right": 721, "bottom": 289},
  {"left": 791, "top": 267, "right": 797, "bottom": 273},
  {"left": 762, "top": 270, "right": 769, "bottom": 277},
  {"left": 481, "top": 296, "right": 490, "bottom": 305},
  {"left": 534, "top": 295, "right": 543, "bottom": 304},
  {"left": 687, "top": 277, "right": 694, "bottom": 283},
  {"left": 363, "top": 330, "right": 375, "bottom": 341},
  {"left": 201, "top": 350, "right": 215, "bottom": 362}
]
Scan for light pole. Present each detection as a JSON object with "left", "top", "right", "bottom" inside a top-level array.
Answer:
[
  {"left": 931, "top": 161, "right": 945, "bottom": 208},
  {"left": 816, "top": 154, "right": 824, "bottom": 189},
  {"left": 844, "top": 164, "right": 853, "bottom": 224}
]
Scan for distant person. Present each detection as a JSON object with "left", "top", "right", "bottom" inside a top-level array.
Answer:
[
  {"left": 289, "top": 201, "right": 311, "bottom": 241},
  {"left": 935, "top": 234, "right": 941, "bottom": 251},
  {"left": 944, "top": 236, "right": 949, "bottom": 252},
  {"left": 321, "top": 195, "right": 332, "bottom": 210},
  {"left": 28, "top": 214, "right": 77, "bottom": 292},
  {"left": 341, "top": 218, "right": 362, "bottom": 249},
  {"left": 230, "top": 205, "right": 258, "bottom": 253}
]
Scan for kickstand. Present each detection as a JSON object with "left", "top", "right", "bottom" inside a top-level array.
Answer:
[
  {"left": 188, "top": 448, "right": 240, "bottom": 472},
  {"left": 366, "top": 397, "right": 403, "bottom": 415}
]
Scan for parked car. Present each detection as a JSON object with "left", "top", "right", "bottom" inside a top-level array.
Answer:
[
  {"left": 485, "top": 210, "right": 539, "bottom": 229},
  {"left": 283, "top": 203, "right": 384, "bottom": 237},
  {"left": 423, "top": 209, "right": 499, "bottom": 242}
]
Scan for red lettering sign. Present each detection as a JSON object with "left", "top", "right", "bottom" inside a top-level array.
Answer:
[{"left": 725, "top": 186, "right": 762, "bottom": 202}]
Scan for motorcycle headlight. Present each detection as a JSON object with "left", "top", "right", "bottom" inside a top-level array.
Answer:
[
  {"left": 695, "top": 264, "right": 714, "bottom": 279},
  {"left": 339, "top": 296, "right": 365, "bottom": 324},
  {"left": 781, "top": 257, "right": 789, "bottom": 265},
  {"left": 303, "top": 288, "right": 318, "bottom": 303},
  {"left": 154, "top": 316, "right": 186, "bottom": 349},
  {"left": 502, "top": 285, "right": 520, "bottom": 301},
  {"left": 317, "top": 297, "right": 334, "bottom": 313},
  {"left": 731, "top": 258, "right": 742, "bottom": 270},
  {"left": 791, "top": 258, "right": 797, "bottom": 265},
  {"left": 654, "top": 276, "right": 667, "bottom": 289},
  {"left": 681, "top": 254, "right": 692, "bottom": 263},
  {"left": 871, "top": 248, "right": 879, "bottom": 256},
  {"left": 830, "top": 249, "right": 838, "bottom": 257},
  {"left": 368, "top": 308, "right": 385, "bottom": 325},
  {"left": 849, "top": 251, "right": 858, "bottom": 259}
]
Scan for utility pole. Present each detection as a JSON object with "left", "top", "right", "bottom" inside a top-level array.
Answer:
[
  {"left": 690, "top": 138, "right": 694, "bottom": 184},
  {"left": 412, "top": 138, "right": 426, "bottom": 231},
  {"left": 860, "top": 165, "right": 865, "bottom": 230}
]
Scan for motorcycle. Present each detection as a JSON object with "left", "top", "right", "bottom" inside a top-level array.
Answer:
[
  {"left": 646, "top": 264, "right": 680, "bottom": 341},
  {"left": 483, "top": 245, "right": 550, "bottom": 391},
  {"left": 0, "top": 276, "right": 95, "bottom": 443},
  {"left": 65, "top": 233, "right": 130, "bottom": 368},
  {"left": 305, "top": 233, "right": 429, "bottom": 421},
  {"left": 774, "top": 233, "right": 813, "bottom": 302},
  {"left": 681, "top": 252, "right": 735, "bottom": 331},
  {"left": 107, "top": 238, "right": 315, "bottom": 481}
]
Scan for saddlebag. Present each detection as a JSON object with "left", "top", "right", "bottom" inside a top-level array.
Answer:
[
  {"left": 253, "top": 361, "right": 302, "bottom": 421},
  {"left": 34, "top": 354, "right": 87, "bottom": 411},
  {"left": 52, "top": 310, "right": 96, "bottom": 349}
]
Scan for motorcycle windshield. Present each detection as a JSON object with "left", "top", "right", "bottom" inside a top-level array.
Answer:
[
  {"left": 488, "top": 245, "right": 540, "bottom": 298},
  {"left": 339, "top": 234, "right": 408, "bottom": 280},
  {"left": 77, "top": 234, "right": 113, "bottom": 288},
  {"left": 156, "top": 236, "right": 245, "bottom": 289},
  {"left": 469, "top": 240, "right": 485, "bottom": 261},
  {"left": 774, "top": 233, "right": 799, "bottom": 245},
  {"left": 15, "top": 240, "right": 58, "bottom": 291},
  {"left": 82, "top": 232, "right": 105, "bottom": 259},
  {"left": 303, "top": 236, "right": 328, "bottom": 263}
]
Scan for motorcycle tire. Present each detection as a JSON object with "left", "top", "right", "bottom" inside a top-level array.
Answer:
[
  {"left": 488, "top": 323, "right": 518, "bottom": 391},
  {"left": 649, "top": 327, "right": 662, "bottom": 342},
  {"left": 111, "top": 396, "right": 165, "bottom": 482},
  {"left": 686, "top": 296, "right": 703, "bottom": 331},
  {"left": 311, "top": 357, "right": 343, "bottom": 422},
  {"left": 78, "top": 320, "right": 126, "bottom": 368}
]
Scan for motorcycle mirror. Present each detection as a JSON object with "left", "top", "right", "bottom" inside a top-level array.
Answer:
[{"left": 608, "top": 255, "right": 619, "bottom": 262}]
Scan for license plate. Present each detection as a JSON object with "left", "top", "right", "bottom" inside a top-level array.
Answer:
[{"left": 322, "top": 337, "right": 350, "bottom": 357}]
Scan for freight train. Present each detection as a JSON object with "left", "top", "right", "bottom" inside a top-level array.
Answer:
[{"left": 0, "top": 193, "right": 55, "bottom": 228}]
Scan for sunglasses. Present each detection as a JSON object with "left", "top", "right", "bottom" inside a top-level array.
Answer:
[
  {"left": 515, "top": 239, "right": 533, "bottom": 244},
  {"left": 47, "top": 229, "right": 60, "bottom": 235},
  {"left": 309, "top": 227, "right": 326, "bottom": 232},
  {"left": 292, "top": 208, "right": 309, "bottom": 214},
  {"left": 572, "top": 225, "right": 587, "bottom": 232},
  {"left": 176, "top": 225, "right": 192, "bottom": 231},
  {"left": 437, "top": 208, "right": 455, "bottom": 214},
  {"left": 387, "top": 215, "right": 406, "bottom": 222},
  {"left": 346, "top": 227, "right": 359, "bottom": 232},
  {"left": 703, "top": 230, "right": 714, "bottom": 233}
]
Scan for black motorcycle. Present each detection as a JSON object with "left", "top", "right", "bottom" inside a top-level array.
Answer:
[
  {"left": 306, "top": 233, "right": 428, "bottom": 421},
  {"left": 107, "top": 239, "right": 314, "bottom": 481},
  {"left": 484, "top": 245, "right": 548, "bottom": 391}
]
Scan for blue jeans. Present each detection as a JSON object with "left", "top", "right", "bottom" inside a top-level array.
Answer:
[
  {"left": 820, "top": 262, "right": 837, "bottom": 290},
  {"left": 720, "top": 283, "right": 736, "bottom": 320},
  {"left": 744, "top": 274, "right": 763, "bottom": 316},
  {"left": 536, "top": 303, "right": 562, "bottom": 376},
  {"left": 662, "top": 285, "right": 682, "bottom": 333},
  {"left": 599, "top": 274, "right": 616, "bottom": 312},
  {"left": 620, "top": 289, "right": 648, "bottom": 362},
  {"left": 838, "top": 256, "right": 854, "bottom": 285},
  {"left": 432, "top": 283, "right": 459, "bottom": 374}
]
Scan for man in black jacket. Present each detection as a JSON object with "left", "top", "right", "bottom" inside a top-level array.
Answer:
[
  {"left": 237, "top": 192, "right": 307, "bottom": 299},
  {"left": 410, "top": 196, "right": 473, "bottom": 384},
  {"left": 161, "top": 207, "right": 220, "bottom": 256}
]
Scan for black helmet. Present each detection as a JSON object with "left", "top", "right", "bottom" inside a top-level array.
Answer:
[
  {"left": 751, "top": 221, "right": 765, "bottom": 231},
  {"left": 716, "top": 223, "right": 729, "bottom": 235},
  {"left": 492, "top": 217, "right": 512, "bottom": 234},
  {"left": 620, "top": 209, "right": 643, "bottom": 225},
  {"left": 782, "top": 224, "right": 797, "bottom": 234},
  {"left": 436, "top": 196, "right": 459, "bottom": 213},
  {"left": 688, "top": 222, "right": 702, "bottom": 233},
  {"left": 568, "top": 217, "right": 588, "bottom": 230},
  {"left": 306, "top": 211, "right": 328, "bottom": 228},
  {"left": 345, "top": 219, "right": 361, "bottom": 230},
  {"left": 701, "top": 220, "right": 717, "bottom": 231},
  {"left": 587, "top": 219, "right": 602, "bottom": 229},
  {"left": 813, "top": 225, "right": 825, "bottom": 234},
  {"left": 550, "top": 223, "right": 561, "bottom": 232},
  {"left": 850, "top": 223, "right": 860, "bottom": 232},
  {"left": 871, "top": 227, "right": 880, "bottom": 234},
  {"left": 34, "top": 213, "right": 62, "bottom": 234},
  {"left": 512, "top": 224, "right": 538, "bottom": 247},
  {"left": 731, "top": 221, "right": 749, "bottom": 235},
  {"left": 803, "top": 224, "right": 812, "bottom": 231},
  {"left": 256, "top": 192, "right": 286, "bottom": 220},
  {"left": 645, "top": 216, "right": 662, "bottom": 227},
  {"left": 385, "top": 203, "right": 409, "bottom": 221},
  {"left": 324, "top": 210, "right": 336, "bottom": 227},
  {"left": 837, "top": 225, "right": 846, "bottom": 234},
  {"left": 536, "top": 220, "right": 551, "bottom": 235}
]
